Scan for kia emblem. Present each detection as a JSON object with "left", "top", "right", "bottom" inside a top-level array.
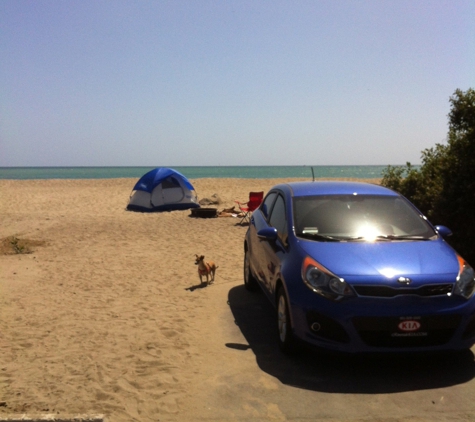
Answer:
[
  {"left": 398, "top": 320, "right": 421, "bottom": 332},
  {"left": 398, "top": 276, "right": 412, "bottom": 285}
]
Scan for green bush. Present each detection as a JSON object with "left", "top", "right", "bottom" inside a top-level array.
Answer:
[{"left": 381, "top": 88, "right": 475, "bottom": 264}]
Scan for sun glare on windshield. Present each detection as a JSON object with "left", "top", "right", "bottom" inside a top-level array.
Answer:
[{"left": 354, "top": 223, "right": 380, "bottom": 241}]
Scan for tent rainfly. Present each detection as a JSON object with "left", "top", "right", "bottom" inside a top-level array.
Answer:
[{"left": 127, "top": 167, "right": 200, "bottom": 212}]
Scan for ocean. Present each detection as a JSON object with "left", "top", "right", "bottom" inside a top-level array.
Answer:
[{"left": 0, "top": 165, "right": 394, "bottom": 180}]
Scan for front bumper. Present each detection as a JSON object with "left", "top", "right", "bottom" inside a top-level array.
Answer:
[{"left": 290, "top": 296, "right": 475, "bottom": 353}]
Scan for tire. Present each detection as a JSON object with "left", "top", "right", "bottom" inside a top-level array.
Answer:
[
  {"left": 277, "top": 287, "right": 298, "bottom": 355},
  {"left": 244, "top": 248, "right": 259, "bottom": 291}
]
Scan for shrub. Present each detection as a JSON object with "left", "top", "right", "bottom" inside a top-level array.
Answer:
[{"left": 381, "top": 88, "right": 475, "bottom": 264}]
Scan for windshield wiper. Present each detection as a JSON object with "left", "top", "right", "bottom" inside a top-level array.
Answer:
[
  {"left": 375, "top": 234, "right": 431, "bottom": 241},
  {"left": 297, "top": 232, "right": 341, "bottom": 242},
  {"left": 299, "top": 231, "right": 432, "bottom": 242},
  {"left": 298, "top": 233, "right": 365, "bottom": 242}
]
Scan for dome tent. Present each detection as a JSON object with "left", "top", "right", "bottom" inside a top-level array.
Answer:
[{"left": 127, "top": 167, "right": 200, "bottom": 212}]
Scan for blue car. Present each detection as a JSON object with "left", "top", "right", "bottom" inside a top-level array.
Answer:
[{"left": 244, "top": 181, "right": 475, "bottom": 354}]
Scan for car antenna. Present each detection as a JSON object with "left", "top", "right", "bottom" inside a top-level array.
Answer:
[{"left": 310, "top": 166, "right": 315, "bottom": 181}]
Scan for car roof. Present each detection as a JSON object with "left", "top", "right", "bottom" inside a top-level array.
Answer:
[{"left": 272, "top": 181, "right": 399, "bottom": 198}]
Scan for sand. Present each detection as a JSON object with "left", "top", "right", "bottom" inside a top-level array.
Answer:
[{"left": 7, "top": 177, "right": 460, "bottom": 422}]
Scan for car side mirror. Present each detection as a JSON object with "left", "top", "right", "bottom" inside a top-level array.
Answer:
[
  {"left": 435, "top": 225, "right": 452, "bottom": 238},
  {"left": 257, "top": 227, "right": 278, "bottom": 241}
]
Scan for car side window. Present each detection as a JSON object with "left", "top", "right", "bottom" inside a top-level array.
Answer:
[
  {"left": 261, "top": 192, "right": 277, "bottom": 219},
  {"left": 268, "top": 194, "right": 288, "bottom": 245}
]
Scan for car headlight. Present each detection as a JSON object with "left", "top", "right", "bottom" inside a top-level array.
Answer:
[
  {"left": 454, "top": 255, "right": 475, "bottom": 299},
  {"left": 302, "top": 256, "right": 355, "bottom": 301}
]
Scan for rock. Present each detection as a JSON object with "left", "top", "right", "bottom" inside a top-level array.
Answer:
[{"left": 199, "top": 194, "right": 221, "bottom": 205}]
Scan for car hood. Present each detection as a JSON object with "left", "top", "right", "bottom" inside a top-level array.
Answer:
[{"left": 298, "top": 239, "right": 459, "bottom": 278}]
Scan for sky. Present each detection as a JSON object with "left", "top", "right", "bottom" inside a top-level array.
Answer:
[{"left": 1, "top": 0, "right": 474, "bottom": 167}]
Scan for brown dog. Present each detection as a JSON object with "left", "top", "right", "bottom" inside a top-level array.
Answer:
[{"left": 195, "top": 254, "right": 218, "bottom": 285}]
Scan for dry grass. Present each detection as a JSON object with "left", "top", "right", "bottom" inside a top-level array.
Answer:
[{"left": 0, "top": 236, "right": 46, "bottom": 255}]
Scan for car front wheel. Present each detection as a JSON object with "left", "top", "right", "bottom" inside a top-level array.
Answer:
[
  {"left": 244, "top": 248, "right": 259, "bottom": 291},
  {"left": 277, "top": 287, "right": 297, "bottom": 354}
]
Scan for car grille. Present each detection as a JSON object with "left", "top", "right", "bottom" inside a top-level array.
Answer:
[
  {"left": 352, "top": 315, "right": 462, "bottom": 348},
  {"left": 353, "top": 284, "right": 453, "bottom": 298}
]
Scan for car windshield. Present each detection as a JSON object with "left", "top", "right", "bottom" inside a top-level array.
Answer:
[{"left": 293, "top": 194, "right": 437, "bottom": 241}]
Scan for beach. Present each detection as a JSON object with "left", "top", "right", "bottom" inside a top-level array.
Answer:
[{"left": 3, "top": 177, "right": 475, "bottom": 422}]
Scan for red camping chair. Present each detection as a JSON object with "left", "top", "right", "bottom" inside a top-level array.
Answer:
[{"left": 235, "top": 191, "right": 264, "bottom": 225}]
